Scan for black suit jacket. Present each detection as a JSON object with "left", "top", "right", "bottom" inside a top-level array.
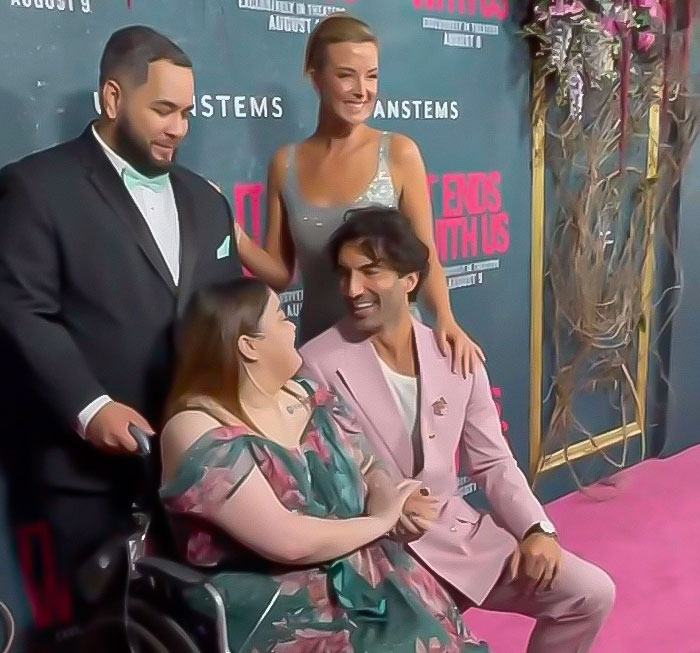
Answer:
[{"left": 0, "top": 124, "right": 242, "bottom": 492}]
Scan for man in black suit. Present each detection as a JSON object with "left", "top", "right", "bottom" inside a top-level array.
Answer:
[{"left": 0, "top": 26, "right": 242, "bottom": 618}]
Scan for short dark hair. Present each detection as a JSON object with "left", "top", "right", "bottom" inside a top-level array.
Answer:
[
  {"left": 99, "top": 26, "right": 192, "bottom": 89},
  {"left": 329, "top": 207, "right": 430, "bottom": 300}
]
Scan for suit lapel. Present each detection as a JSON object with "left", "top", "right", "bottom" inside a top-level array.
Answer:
[
  {"left": 334, "top": 335, "right": 413, "bottom": 476},
  {"left": 81, "top": 126, "right": 176, "bottom": 294},
  {"left": 413, "top": 320, "right": 448, "bottom": 456},
  {"left": 171, "top": 170, "right": 199, "bottom": 317}
]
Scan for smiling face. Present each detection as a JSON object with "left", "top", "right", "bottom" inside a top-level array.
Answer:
[
  {"left": 313, "top": 41, "right": 378, "bottom": 126},
  {"left": 337, "top": 239, "right": 418, "bottom": 334},
  {"left": 102, "top": 59, "right": 194, "bottom": 176}
]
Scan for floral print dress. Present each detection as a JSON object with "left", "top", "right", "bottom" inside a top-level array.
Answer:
[{"left": 160, "top": 379, "right": 489, "bottom": 653}]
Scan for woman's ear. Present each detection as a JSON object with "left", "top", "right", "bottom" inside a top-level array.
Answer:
[{"left": 237, "top": 334, "right": 260, "bottom": 362}]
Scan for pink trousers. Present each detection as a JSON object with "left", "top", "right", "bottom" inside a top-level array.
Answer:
[{"left": 468, "top": 549, "right": 616, "bottom": 653}]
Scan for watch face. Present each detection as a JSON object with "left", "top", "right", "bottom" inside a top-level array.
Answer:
[{"left": 540, "top": 520, "right": 556, "bottom": 535}]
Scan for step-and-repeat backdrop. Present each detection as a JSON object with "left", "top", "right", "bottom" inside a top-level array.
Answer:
[{"left": 0, "top": 0, "right": 528, "bottom": 646}]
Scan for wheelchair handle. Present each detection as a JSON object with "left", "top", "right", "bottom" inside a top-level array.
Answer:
[{"left": 128, "top": 423, "right": 152, "bottom": 456}]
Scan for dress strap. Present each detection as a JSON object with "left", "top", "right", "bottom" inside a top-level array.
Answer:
[
  {"left": 378, "top": 131, "right": 392, "bottom": 174},
  {"left": 178, "top": 395, "right": 240, "bottom": 427},
  {"left": 294, "top": 377, "right": 317, "bottom": 400},
  {"left": 282, "top": 143, "right": 300, "bottom": 199},
  {"left": 285, "top": 143, "right": 297, "bottom": 171}
]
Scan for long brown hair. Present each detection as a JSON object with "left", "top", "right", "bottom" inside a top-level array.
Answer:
[
  {"left": 164, "top": 278, "right": 270, "bottom": 423},
  {"left": 304, "top": 13, "right": 378, "bottom": 75}
]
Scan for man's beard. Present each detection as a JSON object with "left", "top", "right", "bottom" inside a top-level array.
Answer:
[{"left": 113, "top": 117, "right": 177, "bottom": 178}]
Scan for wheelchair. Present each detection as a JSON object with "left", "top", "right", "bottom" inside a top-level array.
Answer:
[{"left": 73, "top": 426, "right": 231, "bottom": 653}]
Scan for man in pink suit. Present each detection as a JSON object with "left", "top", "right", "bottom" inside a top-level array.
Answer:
[{"left": 300, "top": 208, "right": 615, "bottom": 653}]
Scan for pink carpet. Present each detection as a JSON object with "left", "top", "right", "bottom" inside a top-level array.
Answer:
[{"left": 465, "top": 444, "right": 700, "bottom": 652}]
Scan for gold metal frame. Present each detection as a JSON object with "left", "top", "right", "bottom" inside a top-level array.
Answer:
[{"left": 528, "top": 82, "right": 660, "bottom": 478}]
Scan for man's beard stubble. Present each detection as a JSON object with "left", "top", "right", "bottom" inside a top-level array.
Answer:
[{"left": 113, "top": 117, "right": 177, "bottom": 178}]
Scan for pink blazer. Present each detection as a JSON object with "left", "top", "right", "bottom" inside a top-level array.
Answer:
[{"left": 300, "top": 318, "right": 547, "bottom": 604}]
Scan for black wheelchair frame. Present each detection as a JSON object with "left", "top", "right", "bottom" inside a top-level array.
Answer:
[{"left": 73, "top": 426, "right": 232, "bottom": 653}]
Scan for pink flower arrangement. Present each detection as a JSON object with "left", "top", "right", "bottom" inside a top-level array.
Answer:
[
  {"left": 634, "top": 0, "right": 663, "bottom": 17},
  {"left": 549, "top": 0, "right": 585, "bottom": 16},
  {"left": 637, "top": 31, "right": 656, "bottom": 51}
]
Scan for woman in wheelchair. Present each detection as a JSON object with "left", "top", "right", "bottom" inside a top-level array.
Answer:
[{"left": 159, "top": 279, "right": 489, "bottom": 653}]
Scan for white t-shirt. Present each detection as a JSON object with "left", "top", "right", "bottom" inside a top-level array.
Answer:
[{"left": 375, "top": 351, "right": 423, "bottom": 475}]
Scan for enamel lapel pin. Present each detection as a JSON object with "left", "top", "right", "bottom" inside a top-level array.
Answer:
[{"left": 432, "top": 396, "right": 448, "bottom": 416}]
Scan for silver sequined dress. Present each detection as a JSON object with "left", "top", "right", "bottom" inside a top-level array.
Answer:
[{"left": 283, "top": 131, "right": 399, "bottom": 343}]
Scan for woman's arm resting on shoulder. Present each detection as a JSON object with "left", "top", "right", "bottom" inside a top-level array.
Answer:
[
  {"left": 392, "top": 134, "right": 485, "bottom": 377},
  {"left": 214, "top": 148, "right": 296, "bottom": 290}
]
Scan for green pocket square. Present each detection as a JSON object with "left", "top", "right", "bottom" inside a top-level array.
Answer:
[{"left": 217, "top": 235, "right": 231, "bottom": 260}]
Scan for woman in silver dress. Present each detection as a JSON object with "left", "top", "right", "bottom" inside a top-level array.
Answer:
[{"left": 236, "top": 14, "right": 483, "bottom": 375}]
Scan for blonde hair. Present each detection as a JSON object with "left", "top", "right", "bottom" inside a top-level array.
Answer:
[{"left": 304, "top": 13, "right": 378, "bottom": 75}]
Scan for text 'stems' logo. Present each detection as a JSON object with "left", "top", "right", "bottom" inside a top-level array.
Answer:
[
  {"left": 92, "top": 93, "right": 284, "bottom": 120},
  {"left": 430, "top": 171, "right": 510, "bottom": 290},
  {"left": 412, "top": 0, "right": 509, "bottom": 52},
  {"left": 10, "top": 0, "right": 91, "bottom": 11}
]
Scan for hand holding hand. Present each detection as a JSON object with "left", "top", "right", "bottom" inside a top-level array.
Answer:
[
  {"left": 366, "top": 478, "right": 422, "bottom": 532},
  {"left": 392, "top": 487, "right": 440, "bottom": 541}
]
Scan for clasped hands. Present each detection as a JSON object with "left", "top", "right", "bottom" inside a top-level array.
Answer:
[
  {"left": 366, "top": 469, "right": 562, "bottom": 593},
  {"left": 366, "top": 468, "right": 440, "bottom": 542},
  {"left": 391, "top": 485, "right": 441, "bottom": 541}
]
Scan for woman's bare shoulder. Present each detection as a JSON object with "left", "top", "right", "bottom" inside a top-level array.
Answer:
[
  {"left": 160, "top": 411, "right": 225, "bottom": 480},
  {"left": 268, "top": 143, "right": 297, "bottom": 186},
  {"left": 161, "top": 410, "right": 221, "bottom": 454},
  {"left": 388, "top": 132, "right": 422, "bottom": 161},
  {"left": 272, "top": 142, "right": 295, "bottom": 160}
]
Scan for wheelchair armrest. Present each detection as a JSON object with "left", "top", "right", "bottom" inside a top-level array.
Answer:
[
  {"left": 136, "top": 557, "right": 232, "bottom": 653},
  {"left": 136, "top": 556, "right": 208, "bottom": 588}
]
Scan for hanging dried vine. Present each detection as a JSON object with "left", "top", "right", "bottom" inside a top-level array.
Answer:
[{"left": 524, "top": 0, "right": 698, "bottom": 487}]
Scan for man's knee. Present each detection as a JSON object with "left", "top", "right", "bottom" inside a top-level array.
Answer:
[
  {"left": 581, "top": 565, "right": 616, "bottom": 621},
  {"left": 555, "top": 551, "right": 616, "bottom": 624}
]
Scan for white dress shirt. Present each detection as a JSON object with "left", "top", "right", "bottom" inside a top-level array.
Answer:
[{"left": 77, "top": 127, "right": 181, "bottom": 437}]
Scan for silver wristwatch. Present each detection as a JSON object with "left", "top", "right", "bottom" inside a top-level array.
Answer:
[{"left": 528, "top": 519, "right": 557, "bottom": 539}]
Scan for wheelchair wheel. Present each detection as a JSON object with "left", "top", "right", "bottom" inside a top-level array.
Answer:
[
  {"left": 127, "top": 597, "right": 201, "bottom": 653},
  {"left": 77, "top": 598, "right": 201, "bottom": 653}
]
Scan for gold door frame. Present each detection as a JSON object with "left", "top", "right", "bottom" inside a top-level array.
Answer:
[{"left": 528, "top": 83, "right": 659, "bottom": 478}]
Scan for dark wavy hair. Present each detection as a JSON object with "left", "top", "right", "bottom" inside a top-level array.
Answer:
[{"left": 329, "top": 207, "right": 430, "bottom": 301}]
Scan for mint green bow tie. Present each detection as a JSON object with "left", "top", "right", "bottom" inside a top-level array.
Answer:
[{"left": 122, "top": 167, "right": 170, "bottom": 193}]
